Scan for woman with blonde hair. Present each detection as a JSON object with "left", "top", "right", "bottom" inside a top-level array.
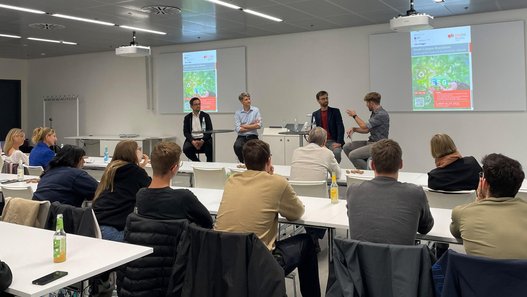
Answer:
[
  {"left": 427, "top": 133, "right": 481, "bottom": 191},
  {"left": 29, "top": 127, "right": 56, "bottom": 167},
  {"left": 93, "top": 140, "right": 151, "bottom": 241},
  {"left": 3, "top": 128, "right": 29, "bottom": 165}
]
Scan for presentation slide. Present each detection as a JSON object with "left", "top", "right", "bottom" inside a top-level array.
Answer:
[
  {"left": 183, "top": 50, "right": 218, "bottom": 113},
  {"left": 155, "top": 46, "right": 247, "bottom": 114},
  {"left": 369, "top": 21, "right": 526, "bottom": 112},
  {"left": 411, "top": 26, "right": 473, "bottom": 111}
]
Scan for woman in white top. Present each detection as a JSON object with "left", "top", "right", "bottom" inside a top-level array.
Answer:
[{"left": 3, "top": 128, "right": 29, "bottom": 165}]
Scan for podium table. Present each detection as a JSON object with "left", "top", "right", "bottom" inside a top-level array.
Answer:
[{"left": 202, "top": 129, "right": 234, "bottom": 162}]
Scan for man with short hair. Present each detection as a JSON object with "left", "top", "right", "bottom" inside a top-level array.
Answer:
[
  {"left": 450, "top": 153, "right": 527, "bottom": 259},
  {"left": 312, "top": 91, "right": 345, "bottom": 163},
  {"left": 347, "top": 139, "right": 434, "bottom": 245},
  {"left": 290, "top": 127, "right": 341, "bottom": 181},
  {"left": 233, "top": 92, "right": 262, "bottom": 162},
  {"left": 343, "top": 92, "right": 390, "bottom": 169},
  {"left": 183, "top": 97, "right": 213, "bottom": 162},
  {"left": 215, "top": 139, "right": 321, "bottom": 297}
]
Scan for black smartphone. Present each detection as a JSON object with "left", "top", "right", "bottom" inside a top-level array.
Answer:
[{"left": 32, "top": 271, "right": 68, "bottom": 285}]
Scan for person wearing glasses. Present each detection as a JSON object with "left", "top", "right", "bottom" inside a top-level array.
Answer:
[
  {"left": 312, "top": 90, "right": 345, "bottom": 163},
  {"left": 427, "top": 133, "right": 481, "bottom": 191},
  {"left": 233, "top": 92, "right": 262, "bottom": 163},
  {"left": 183, "top": 97, "right": 213, "bottom": 162},
  {"left": 450, "top": 153, "right": 527, "bottom": 259}
]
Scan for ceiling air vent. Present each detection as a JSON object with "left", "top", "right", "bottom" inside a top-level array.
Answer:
[
  {"left": 28, "top": 23, "right": 65, "bottom": 30},
  {"left": 141, "top": 5, "right": 181, "bottom": 15}
]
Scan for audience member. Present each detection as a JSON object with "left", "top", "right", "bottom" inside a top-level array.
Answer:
[
  {"left": 233, "top": 92, "right": 262, "bottom": 162},
  {"left": 450, "top": 153, "right": 527, "bottom": 259},
  {"left": 312, "top": 91, "right": 345, "bottom": 163},
  {"left": 347, "top": 139, "right": 434, "bottom": 245},
  {"left": 92, "top": 140, "right": 151, "bottom": 242},
  {"left": 427, "top": 133, "right": 481, "bottom": 191},
  {"left": 135, "top": 141, "right": 213, "bottom": 228},
  {"left": 343, "top": 92, "right": 390, "bottom": 169},
  {"left": 3, "top": 128, "right": 29, "bottom": 165},
  {"left": 33, "top": 145, "right": 98, "bottom": 207},
  {"left": 183, "top": 97, "right": 213, "bottom": 162},
  {"left": 215, "top": 139, "right": 321, "bottom": 297},
  {"left": 29, "top": 127, "right": 56, "bottom": 168},
  {"left": 290, "top": 127, "right": 341, "bottom": 181}
]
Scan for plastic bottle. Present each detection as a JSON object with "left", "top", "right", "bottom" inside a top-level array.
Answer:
[
  {"left": 17, "top": 158, "right": 24, "bottom": 182},
  {"left": 294, "top": 118, "right": 298, "bottom": 132},
  {"left": 311, "top": 116, "right": 317, "bottom": 130},
  {"left": 103, "top": 145, "right": 109, "bottom": 163},
  {"left": 330, "top": 172, "right": 339, "bottom": 204},
  {"left": 53, "top": 214, "right": 67, "bottom": 263},
  {"left": 201, "top": 117, "right": 206, "bottom": 132}
]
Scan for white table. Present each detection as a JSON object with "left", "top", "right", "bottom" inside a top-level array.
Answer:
[
  {"left": 65, "top": 135, "right": 176, "bottom": 156},
  {"left": 1, "top": 222, "right": 152, "bottom": 297}
]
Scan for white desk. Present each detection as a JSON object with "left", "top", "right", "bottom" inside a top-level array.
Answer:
[
  {"left": 1, "top": 222, "right": 152, "bottom": 297},
  {"left": 65, "top": 135, "right": 176, "bottom": 156},
  {"left": 179, "top": 187, "right": 459, "bottom": 244}
]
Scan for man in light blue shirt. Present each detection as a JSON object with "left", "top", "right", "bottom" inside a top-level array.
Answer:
[{"left": 233, "top": 92, "right": 262, "bottom": 162}]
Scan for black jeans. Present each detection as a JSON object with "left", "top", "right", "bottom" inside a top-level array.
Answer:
[
  {"left": 273, "top": 234, "right": 321, "bottom": 297},
  {"left": 233, "top": 135, "right": 258, "bottom": 162},
  {"left": 183, "top": 139, "right": 213, "bottom": 162}
]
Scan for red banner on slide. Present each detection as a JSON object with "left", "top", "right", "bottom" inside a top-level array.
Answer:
[
  {"left": 199, "top": 96, "right": 217, "bottom": 111},
  {"left": 433, "top": 90, "right": 471, "bottom": 109}
]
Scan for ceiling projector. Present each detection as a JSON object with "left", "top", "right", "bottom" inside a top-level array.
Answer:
[
  {"left": 390, "top": 0, "right": 433, "bottom": 32},
  {"left": 115, "top": 45, "right": 150, "bottom": 57},
  {"left": 115, "top": 31, "right": 151, "bottom": 57}
]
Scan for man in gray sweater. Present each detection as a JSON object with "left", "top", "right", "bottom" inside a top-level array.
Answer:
[{"left": 347, "top": 139, "right": 434, "bottom": 245}]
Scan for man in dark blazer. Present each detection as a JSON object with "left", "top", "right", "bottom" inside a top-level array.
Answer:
[
  {"left": 312, "top": 90, "right": 345, "bottom": 163},
  {"left": 183, "top": 97, "right": 213, "bottom": 162}
]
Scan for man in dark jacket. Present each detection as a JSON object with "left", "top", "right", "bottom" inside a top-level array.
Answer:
[
  {"left": 312, "top": 90, "right": 345, "bottom": 163},
  {"left": 183, "top": 97, "right": 213, "bottom": 162}
]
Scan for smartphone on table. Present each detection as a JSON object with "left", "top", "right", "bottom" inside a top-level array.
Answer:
[{"left": 32, "top": 271, "right": 68, "bottom": 285}]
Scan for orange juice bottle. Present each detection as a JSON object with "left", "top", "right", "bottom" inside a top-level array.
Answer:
[{"left": 53, "top": 214, "right": 67, "bottom": 263}]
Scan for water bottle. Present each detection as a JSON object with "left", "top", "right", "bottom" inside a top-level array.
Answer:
[
  {"left": 311, "top": 116, "right": 316, "bottom": 130},
  {"left": 103, "top": 145, "right": 109, "bottom": 163},
  {"left": 53, "top": 214, "right": 67, "bottom": 263},
  {"left": 17, "top": 158, "right": 24, "bottom": 182},
  {"left": 294, "top": 118, "right": 298, "bottom": 132},
  {"left": 201, "top": 117, "right": 206, "bottom": 132},
  {"left": 330, "top": 172, "right": 339, "bottom": 204}
]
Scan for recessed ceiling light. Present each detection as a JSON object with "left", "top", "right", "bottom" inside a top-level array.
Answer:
[
  {"left": 27, "top": 37, "right": 77, "bottom": 45},
  {"left": 28, "top": 23, "right": 66, "bottom": 30},
  {"left": 52, "top": 14, "right": 115, "bottom": 26},
  {"left": 0, "top": 3, "right": 45, "bottom": 14},
  {"left": 243, "top": 9, "right": 282, "bottom": 22},
  {"left": 205, "top": 0, "right": 241, "bottom": 10},
  {"left": 119, "top": 25, "right": 166, "bottom": 35},
  {"left": 0, "top": 33, "right": 21, "bottom": 39},
  {"left": 434, "top": 0, "right": 445, "bottom": 3}
]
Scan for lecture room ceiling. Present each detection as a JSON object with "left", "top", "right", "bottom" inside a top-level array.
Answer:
[{"left": 0, "top": 0, "right": 526, "bottom": 59}]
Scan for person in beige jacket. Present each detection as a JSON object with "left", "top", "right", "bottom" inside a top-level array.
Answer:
[
  {"left": 450, "top": 153, "right": 527, "bottom": 259},
  {"left": 215, "top": 139, "right": 321, "bottom": 297}
]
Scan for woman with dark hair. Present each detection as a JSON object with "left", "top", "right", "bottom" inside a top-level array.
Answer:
[
  {"left": 33, "top": 145, "right": 98, "bottom": 207},
  {"left": 93, "top": 140, "right": 151, "bottom": 241}
]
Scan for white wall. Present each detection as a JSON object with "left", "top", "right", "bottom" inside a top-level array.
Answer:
[
  {"left": 0, "top": 58, "right": 28, "bottom": 131},
  {"left": 26, "top": 8, "right": 527, "bottom": 171}
]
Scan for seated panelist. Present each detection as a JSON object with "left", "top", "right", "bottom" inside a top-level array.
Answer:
[{"left": 183, "top": 97, "right": 213, "bottom": 162}]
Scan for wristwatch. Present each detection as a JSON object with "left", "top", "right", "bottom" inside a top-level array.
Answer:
[{"left": 352, "top": 115, "right": 357, "bottom": 119}]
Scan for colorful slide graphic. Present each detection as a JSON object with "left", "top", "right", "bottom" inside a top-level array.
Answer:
[
  {"left": 411, "top": 26, "right": 473, "bottom": 111},
  {"left": 183, "top": 50, "right": 218, "bottom": 112}
]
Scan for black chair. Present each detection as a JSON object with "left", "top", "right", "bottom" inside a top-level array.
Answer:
[
  {"left": 327, "top": 238, "right": 435, "bottom": 297},
  {"left": 433, "top": 249, "right": 527, "bottom": 297},
  {"left": 166, "top": 224, "right": 286, "bottom": 297}
]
